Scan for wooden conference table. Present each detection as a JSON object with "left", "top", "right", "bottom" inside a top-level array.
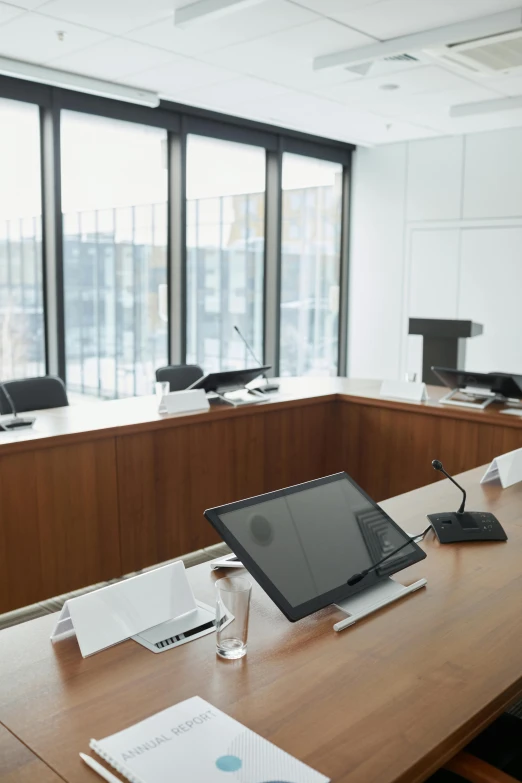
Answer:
[
  {"left": 0, "top": 465, "right": 521, "bottom": 783},
  {"left": 1, "top": 376, "right": 522, "bottom": 614}
]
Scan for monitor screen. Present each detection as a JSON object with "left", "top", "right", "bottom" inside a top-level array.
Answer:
[
  {"left": 432, "top": 367, "right": 522, "bottom": 399},
  {"left": 189, "top": 366, "right": 271, "bottom": 394},
  {"left": 205, "top": 473, "right": 426, "bottom": 622}
]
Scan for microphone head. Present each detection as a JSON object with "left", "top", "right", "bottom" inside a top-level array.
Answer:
[
  {"left": 233, "top": 325, "right": 239, "bottom": 333},
  {"left": 432, "top": 459, "right": 443, "bottom": 471}
]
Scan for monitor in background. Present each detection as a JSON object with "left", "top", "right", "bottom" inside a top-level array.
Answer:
[
  {"left": 188, "top": 366, "right": 271, "bottom": 405},
  {"left": 433, "top": 367, "right": 522, "bottom": 410},
  {"left": 204, "top": 472, "right": 426, "bottom": 622}
]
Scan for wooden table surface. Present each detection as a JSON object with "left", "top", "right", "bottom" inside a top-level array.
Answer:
[
  {"left": 0, "top": 377, "right": 521, "bottom": 455},
  {"left": 1, "top": 465, "right": 520, "bottom": 783}
]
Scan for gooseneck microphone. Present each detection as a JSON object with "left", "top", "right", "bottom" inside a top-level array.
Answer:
[
  {"left": 0, "top": 382, "right": 35, "bottom": 430},
  {"left": 431, "top": 460, "right": 466, "bottom": 514},
  {"left": 347, "top": 524, "right": 431, "bottom": 586},
  {"left": 233, "top": 326, "right": 279, "bottom": 393}
]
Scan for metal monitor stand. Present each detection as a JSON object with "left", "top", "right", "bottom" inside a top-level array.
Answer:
[
  {"left": 333, "top": 577, "right": 427, "bottom": 632},
  {"left": 440, "top": 387, "right": 497, "bottom": 410},
  {"left": 213, "top": 388, "right": 266, "bottom": 406}
]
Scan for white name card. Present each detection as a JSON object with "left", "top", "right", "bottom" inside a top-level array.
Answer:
[
  {"left": 481, "top": 447, "right": 522, "bottom": 489},
  {"left": 380, "top": 380, "right": 429, "bottom": 403},
  {"left": 161, "top": 389, "right": 209, "bottom": 415},
  {"left": 50, "top": 561, "right": 197, "bottom": 657}
]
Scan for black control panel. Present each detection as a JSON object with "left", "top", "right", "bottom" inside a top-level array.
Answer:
[{"left": 427, "top": 511, "right": 507, "bottom": 544}]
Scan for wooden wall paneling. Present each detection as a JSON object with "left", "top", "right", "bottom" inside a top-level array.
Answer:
[
  {"left": 117, "top": 431, "right": 167, "bottom": 574},
  {"left": 35, "top": 439, "right": 120, "bottom": 601},
  {"left": 263, "top": 401, "right": 339, "bottom": 491},
  {"left": 0, "top": 453, "right": 42, "bottom": 613},
  {"left": 0, "top": 725, "right": 62, "bottom": 783},
  {"left": 339, "top": 401, "right": 522, "bottom": 502},
  {"left": 0, "top": 439, "right": 120, "bottom": 613}
]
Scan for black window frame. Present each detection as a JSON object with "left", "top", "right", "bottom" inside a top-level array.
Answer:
[{"left": 0, "top": 73, "right": 353, "bottom": 387}]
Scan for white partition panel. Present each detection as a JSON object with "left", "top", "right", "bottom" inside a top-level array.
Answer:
[{"left": 459, "top": 227, "right": 522, "bottom": 373}]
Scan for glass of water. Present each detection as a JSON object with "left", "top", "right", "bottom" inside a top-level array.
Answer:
[
  {"left": 215, "top": 576, "right": 251, "bottom": 660},
  {"left": 155, "top": 381, "right": 170, "bottom": 413}
]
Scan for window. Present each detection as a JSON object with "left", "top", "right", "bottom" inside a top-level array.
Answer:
[
  {"left": 186, "top": 135, "right": 265, "bottom": 373},
  {"left": 0, "top": 98, "right": 45, "bottom": 380},
  {"left": 61, "top": 112, "right": 168, "bottom": 399},
  {"left": 280, "top": 154, "right": 343, "bottom": 377}
]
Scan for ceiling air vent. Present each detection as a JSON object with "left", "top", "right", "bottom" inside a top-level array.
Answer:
[
  {"left": 427, "top": 28, "right": 522, "bottom": 75},
  {"left": 345, "top": 53, "right": 419, "bottom": 77}
]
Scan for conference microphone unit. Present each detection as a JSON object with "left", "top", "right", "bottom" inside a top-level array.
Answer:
[
  {"left": 427, "top": 459, "right": 507, "bottom": 543},
  {"left": 233, "top": 325, "right": 279, "bottom": 393},
  {"left": 0, "top": 382, "right": 35, "bottom": 431}
]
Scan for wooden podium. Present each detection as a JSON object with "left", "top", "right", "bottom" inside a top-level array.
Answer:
[{"left": 409, "top": 318, "right": 483, "bottom": 385}]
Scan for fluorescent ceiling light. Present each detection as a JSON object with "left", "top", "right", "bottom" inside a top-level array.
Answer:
[
  {"left": 313, "top": 8, "right": 522, "bottom": 70},
  {"left": 451, "top": 94, "right": 522, "bottom": 118},
  {"left": 0, "top": 57, "right": 159, "bottom": 107},
  {"left": 175, "top": 0, "right": 265, "bottom": 28}
]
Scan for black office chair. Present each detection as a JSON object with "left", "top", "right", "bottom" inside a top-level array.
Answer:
[
  {"left": 0, "top": 375, "right": 69, "bottom": 414},
  {"left": 155, "top": 364, "right": 204, "bottom": 392},
  {"left": 429, "top": 714, "right": 522, "bottom": 783}
]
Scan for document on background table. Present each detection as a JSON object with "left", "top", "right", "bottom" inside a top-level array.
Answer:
[{"left": 90, "top": 696, "right": 329, "bottom": 783}]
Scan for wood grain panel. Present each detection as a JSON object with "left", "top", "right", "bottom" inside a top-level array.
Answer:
[
  {"left": 0, "top": 725, "right": 62, "bottom": 783},
  {"left": 0, "top": 439, "right": 120, "bottom": 612},
  {"left": 0, "top": 467, "right": 520, "bottom": 783},
  {"left": 117, "top": 402, "right": 337, "bottom": 574},
  {"left": 339, "top": 401, "right": 522, "bottom": 501}
]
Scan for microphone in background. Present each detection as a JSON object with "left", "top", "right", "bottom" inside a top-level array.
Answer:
[
  {"left": 431, "top": 459, "right": 466, "bottom": 513},
  {"left": 346, "top": 524, "right": 431, "bottom": 586},
  {"left": 233, "top": 325, "right": 279, "bottom": 393},
  {"left": 0, "top": 382, "right": 35, "bottom": 430}
]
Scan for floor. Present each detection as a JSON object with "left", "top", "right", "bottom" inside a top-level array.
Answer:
[{"left": 0, "top": 542, "right": 231, "bottom": 632}]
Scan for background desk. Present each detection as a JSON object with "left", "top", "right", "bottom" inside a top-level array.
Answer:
[
  {"left": 0, "top": 467, "right": 520, "bottom": 783},
  {"left": 1, "top": 378, "right": 521, "bottom": 612}
]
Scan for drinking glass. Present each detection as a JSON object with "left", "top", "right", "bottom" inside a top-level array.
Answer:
[
  {"left": 155, "top": 381, "right": 170, "bottom": 413},
  {"left": 215, "top": 576, "right": 251, "bottom": 660}
]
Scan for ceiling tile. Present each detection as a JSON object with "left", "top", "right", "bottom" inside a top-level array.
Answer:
[
  {"left": 128, "top": 57, "right": 240, "bottom": 97},
  {"left": 365, "top": 83, "right": 503, "bottom": 118},
  {"left": 0, "top": 2, "right": 25, "bottom": 23},
  {"left": 292, "top": 0, "right": 382, "bottom": 17},
  {"left": 335, "top": 0, "right": 522, "bottom": 40},
  {"left": 200, "top": 18, "right": 376, "bottom": 90},
  {"left": 322, "top": 64, "right": 479, "bottom": 106},
  {"left": 171, "top": 76, "right": 291, "bottom": 109},
  {"left": 487, "top": 74, "right": 522, "bottom": 98},
  {"left": 400, "top": 107, "right": 522, "bottom": 137},
  {"left": 37, "top": 0, "right": 173, "bottom": 35},
  {"left": 0, "top": 11, "right": 107, "bottom": 62},
  {"left": 48, "top": 38, "right": 174, "bottom": 79},
  {"left": 126, "top": 0, "right": 318, "bottom": 56},
  {"left": 3, "top": 0, "right": 47, "bottom": 8}
]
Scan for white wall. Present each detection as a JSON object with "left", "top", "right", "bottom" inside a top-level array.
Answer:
[{"left": 348, "top": 128, "right": 522, "bottom": 380}]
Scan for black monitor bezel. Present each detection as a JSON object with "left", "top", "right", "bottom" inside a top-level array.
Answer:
[
  {"left": 188, "top": 366, "right": 271, "bottom": 394},
  {"left": 204, "top": 472, "right": 427, "bottom": 622}
]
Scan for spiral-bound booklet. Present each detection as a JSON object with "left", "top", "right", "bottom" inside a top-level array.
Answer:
[{"left": 90, "top": 696, "right": 328, "bottom": 783}]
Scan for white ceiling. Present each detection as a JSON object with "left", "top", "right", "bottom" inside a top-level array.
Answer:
[{"left": 1, "top": 0, "right": 522, "bottom": 144}]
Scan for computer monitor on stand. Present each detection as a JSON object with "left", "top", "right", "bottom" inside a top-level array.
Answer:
[
  {"left": 188, "top": 366, "right": 272, "bottom": 406},
  {"left": 433, "top": 367, "right": 522, "bottom": 410}
]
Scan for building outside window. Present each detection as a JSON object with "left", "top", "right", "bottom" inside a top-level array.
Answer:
[
  {"left": 280, "top": 153, "right": 343, "bottom": 377},
  {"left": 0, "top": 98, "right": 45, "bottom": 381}
]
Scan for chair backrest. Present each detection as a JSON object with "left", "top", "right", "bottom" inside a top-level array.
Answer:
[
  {"left": 0, "top": 376, "right": 69, "bottom": 415},
  {"left": 155, "top": 365, "right": 204, "bottom": 392}
]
